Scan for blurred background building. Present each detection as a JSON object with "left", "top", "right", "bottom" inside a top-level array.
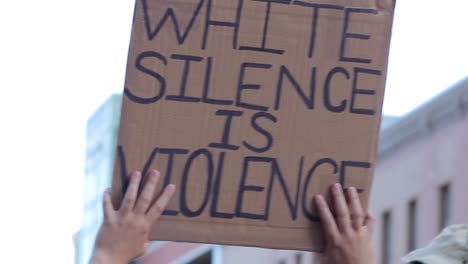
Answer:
[
  {"left": 75, "top": 94, "right": 121, "bottom": 264},
  {"left": 76, "top": 77, "right": 468, "bottom": 264},
  {"left": 371, "top": 77, "right": 468, "bottom": 264}
]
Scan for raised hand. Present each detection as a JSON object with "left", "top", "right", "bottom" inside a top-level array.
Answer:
[
  {"left": 90, "top": 170, "right": 176, "bottom": 264},
  {"left": 315, "top": 183, "right": 376, "bottom": 264}
]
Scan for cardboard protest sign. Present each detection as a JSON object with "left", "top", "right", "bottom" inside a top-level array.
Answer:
[{"left": 111, "top": 0, "right": 395, "bottom": 251}]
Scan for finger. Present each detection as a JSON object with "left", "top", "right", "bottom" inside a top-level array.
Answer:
[
  {"left": 147, "top": 184, "right": 176, "bottom": 222},
  {"left": 364, "top": 213, "right": 376, "bottom": 234},
  {"left": 314, "top": 194, "right": 340, "bottom": 241},
  {"left": 135, "top": 170, "right": 161, "bottom": 214},
  {"left": 332, "top": 183, "right": 352, "bottom": 232},
  {"left": 120, "top": 171, "right": 141, "bottom": 214},
  {"left": 346, "top": 187, "right": 365, "bottom": 230},
  {"left": 103, "top": 189, "right": 115, "bottom": 222}
]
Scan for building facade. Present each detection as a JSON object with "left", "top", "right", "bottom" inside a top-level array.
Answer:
[
  {"left": 371, "top": 77, "right": 468, "bottom": 264},
  {"left": 140, "top": 243, "right": 316, "bottom": 264}
]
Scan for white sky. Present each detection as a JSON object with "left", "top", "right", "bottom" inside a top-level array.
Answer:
[{"left": 0, "top": 0, "right": 466, "bottom": 263}]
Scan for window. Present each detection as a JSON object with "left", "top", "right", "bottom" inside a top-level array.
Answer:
[
  {"left": 381, "top": 210, "right": 392, "bottom": 264},
  {"left": 439, "top": 184, "right": 451, "bottom": 230},
  {"left": 407, "top": 199, "right": 417, "bottom": 252},
  {"left": 295, "top": 252, "right": 302, "bottom": 264},
  {"left": 188, "top": 251, "right": 212, "bottom": 264},
  {"left": 310, "top": 254, "right": 320, "bottom": 264}
]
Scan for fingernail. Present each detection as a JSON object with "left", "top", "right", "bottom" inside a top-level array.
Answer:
[
  {"left": 334, "top": 183, "right": 342, "bottom": 191},
  {"left": 133, "top": 171, "right": 141, "bottom": 178},
  {"left": 314, "top": 194, "right": 324, "bottom": 204},
  {"left": 349, "top": 186, "right": 356, "bottom": 194},
  {"left": 167, "top": 184, "right": 176, "bottom": 191},
  {"left": 151, "top": 170, "right": 160, "bottom": 178}
]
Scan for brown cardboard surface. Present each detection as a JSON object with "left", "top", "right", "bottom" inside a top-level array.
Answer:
[{"left": 111, "top": 0, "right": 395, "bottom": 251}]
